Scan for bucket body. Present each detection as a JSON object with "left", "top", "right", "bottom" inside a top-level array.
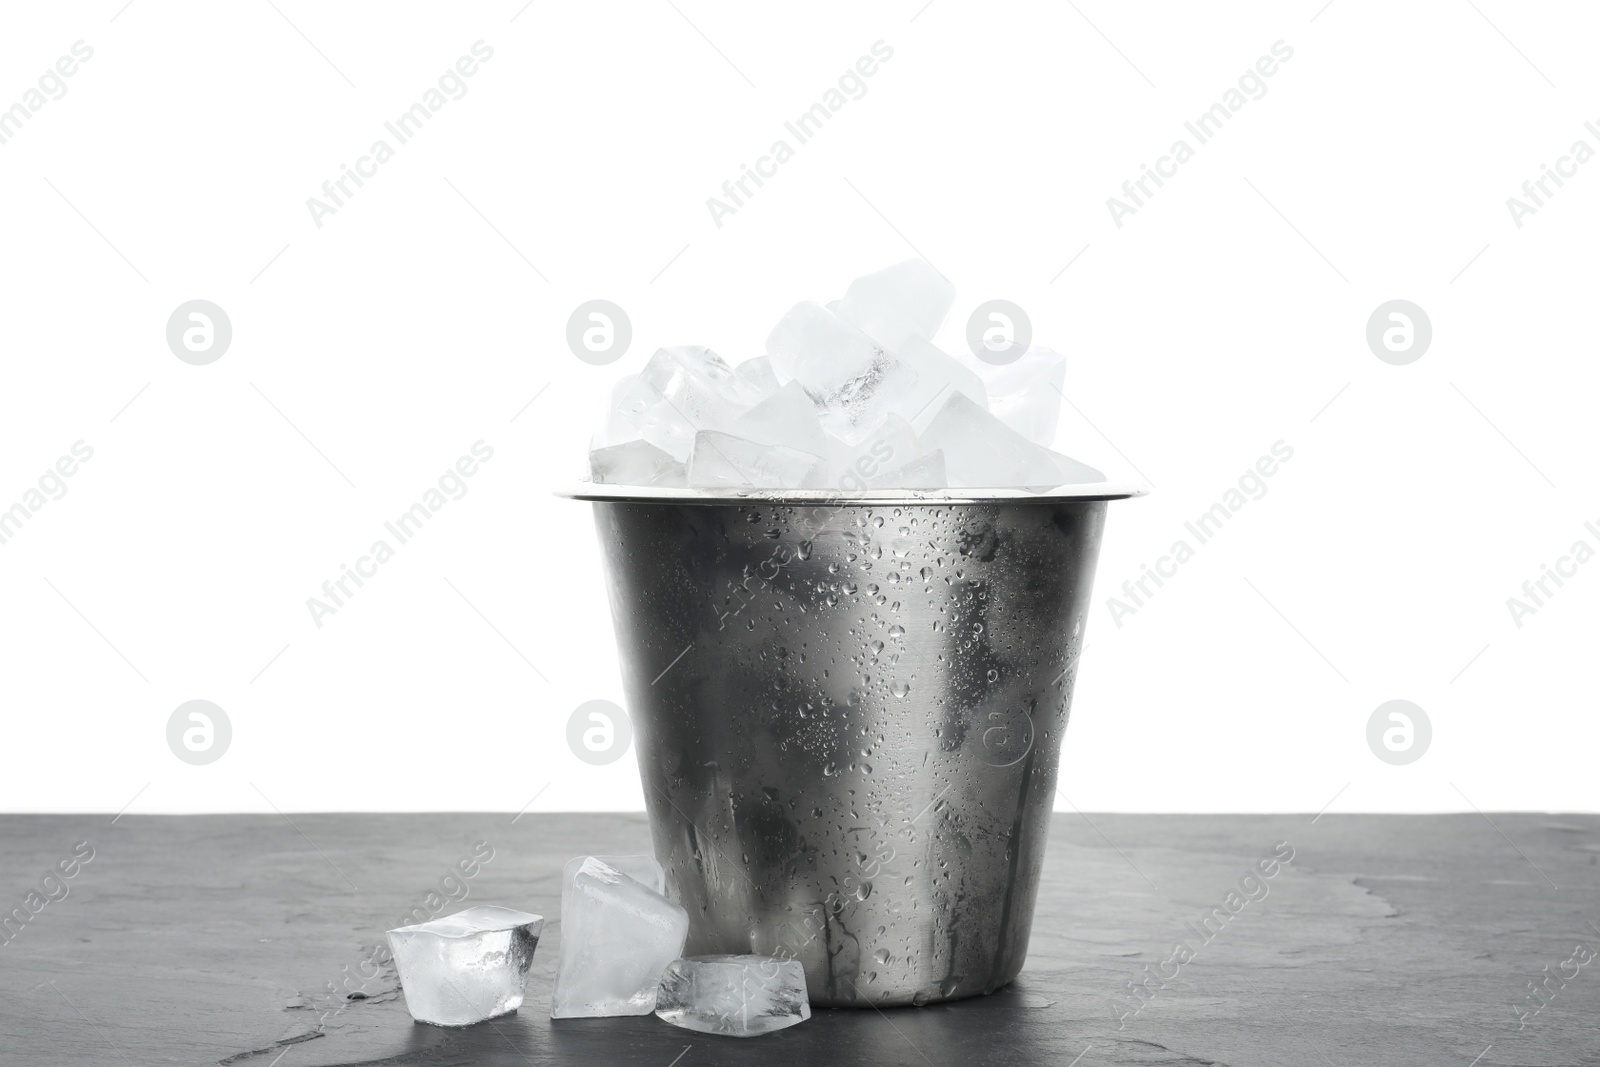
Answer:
[{"left": 585, "top": 491, "right": 1116, "bottom": 1006}]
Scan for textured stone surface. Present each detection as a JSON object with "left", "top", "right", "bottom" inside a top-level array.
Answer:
[{"left": 1, "top": 813, "right": 1595, "bottom": 1065}]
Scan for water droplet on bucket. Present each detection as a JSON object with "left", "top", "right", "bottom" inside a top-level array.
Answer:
[{"left": 891, "top": 681, "right": 910, "bottom": 699}]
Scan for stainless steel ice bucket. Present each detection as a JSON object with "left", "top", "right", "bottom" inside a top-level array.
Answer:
[{"left": 565, "top": 485, "right": 1141, "bottom": 1007}]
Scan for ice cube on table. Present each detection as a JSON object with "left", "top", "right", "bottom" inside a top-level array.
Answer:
[
  {"left": 866, "top": 448, "right": 947, "bottom": 489},
  {"left": 612, "top": 347, "right": 763, "bottom": 461},
  {"left": 733, "top": 356, "right": 782, "bottom": 398},
  {"left": 920, "top": 392, "right": 1063, "bottom": 488},
  {"left": 833, "top": 259, "right": 956, "bottom": 353},
  {"left": 978, "top": 346, "right": 1067, "bottom": 446},
  {"left": 560, "top": 855, "right": 665, "bottom": 908},
  {"left": 765, "top": 301, "right": 918, "bottom": 442},
  {"left": 891, "top": 336, "right": 988, "bottom": 431},
  {"left": 589, "top": 440, "right": 686, "bottom": 487},
  {"left": 387, "top": 905, "right": 544, "bottom": 1027},
  {"left": 655, "top": 955, "right": 811, "bottom": 1038},
  {"left": 732, "top": 381, "right": 827, "bottom": 457},
  {"left": 550, "top": 858, "right": 689, "bottom": 1019},
  {"left": 687, "top": 430, "right": 820, "bottom": 489}
]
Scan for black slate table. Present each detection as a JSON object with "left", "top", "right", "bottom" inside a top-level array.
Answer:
[{"left": 3, "top": 813, "right": 1597, "bottom": 1066}]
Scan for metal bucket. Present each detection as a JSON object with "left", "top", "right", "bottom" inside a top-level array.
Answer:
[{"left": 565, "top": 485, "right": 1142, "bottom": 1007}]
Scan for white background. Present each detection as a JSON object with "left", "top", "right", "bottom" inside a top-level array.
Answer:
[{"left": 1, "top": 1, "right": 1595, "bottom": 814}]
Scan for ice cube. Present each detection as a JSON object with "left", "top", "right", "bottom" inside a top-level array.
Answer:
[
  {"left": 560, "top": 855, "right": 665, "bottom": 906},
  {"left": 1047, "top": 449, "right": 1105, "bottom": 484},
  {"left": 387, "top": 906, "right": 544, "bottom": 1027},
  {"left": 613, "top": 347, "right": 763, "bottom": 461},
  {"left": 655, "top": 954, "right": 811, "bottom": 1038},
  {"left": 687, "top": 431, "right": 821, "bottom": 489},
  {"left": 820, "top": 415, "right": 921, "bottom": 492},
  {"left": 833, "top": 259, "right": 956, "bottom": 353},
  {"left": 866, "top": 449, "right": 947, "bottom": 489},
  {"left": 734, "top": 356, "right": 782, "bottom": 398},
  {"left": 550, "top": 858, "right": 689, "bottom": 1018},
  {"left": 978, "top": 347, "right": 1067, "bottom": 446},
  {"left": 920, "top": 392, "right": 1062, "bottom": 488},
  {"left": 589, "top": 440, "right": 686, "bottom": 487},
  {"left": 732, "top": 381, "right": 827, "bottom": 457},
  {"left": 891, "top": 337, "right": 988, "bottom": 431},
  {"left": 765, "top": 302, "right": 918, "bottom": 442}
]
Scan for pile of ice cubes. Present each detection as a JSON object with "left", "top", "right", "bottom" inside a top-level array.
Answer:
[
  {"left": 386, "top": 854, "right": 809, "bottom": 1039},
  {"left": 589, "top": 260, "right": 1103, "bottom": 491}
]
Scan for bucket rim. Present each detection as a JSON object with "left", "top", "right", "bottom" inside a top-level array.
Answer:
[{"left": 556, "top": 482, "right": 1149, "bottom": 505}]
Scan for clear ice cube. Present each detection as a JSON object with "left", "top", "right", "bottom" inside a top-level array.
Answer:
[
  {"left": 589, "top": 440, "right": 686, "bottom": 487},
  {"left": 1047, "top": 449, "right": 1104, "bottom": 484},
  {"left": 891, "top": 336, "right": 988, "bottom": 431},
  {"left": 866, "top": 449, "right": 947, "bottom": 489},
  {"left": 920, "top": 392, "right": 1062, "bottom": 488},
  {"left": 613, "top": 347, "right": 762, "bottom": 461},
  {"left": 387, "top": 906, "right": 544, "bottom": 1027},
  {"left": 732, "top": 381, "right": 827, "bottom": 457},
  {"left": 734, "top": 356, "right": 782, "bottom": 398},
  {"left": 560, "top": 855, "right": 665, "bottom": 906},
  {"left": 978, "top": 346, "right": 1067, "bottom": 446},
  {"left": 550, "top": 858, "right": 689, "bottom": 1019},
  {"left": 833, "top": 259, "right": 956, "bottom": 353},
  {"left": 821, "top": 415, "right": 922, "bottom": 492},
  {"left": 655, "top": 954, "right": 811, "bottom": 1038},
  {"left": 765, "top": 301, "right": 917, "bottom": 442},
  {"left": 687, "top": 430, "right": 821, "bottom": 489}
]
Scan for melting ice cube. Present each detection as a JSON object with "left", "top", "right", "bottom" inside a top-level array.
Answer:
[
  {"left": 387, "top": 905, "right": 544, "bottom": 1027},
  {"left": 550, "top": 858, "right": 689, "bottom": 1019},
  {"left": 832, "top": 259, "right": 956, "bottom": 353},
  {"left": 655, "top": 954, "right": 811, "bottom": 1038}
]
